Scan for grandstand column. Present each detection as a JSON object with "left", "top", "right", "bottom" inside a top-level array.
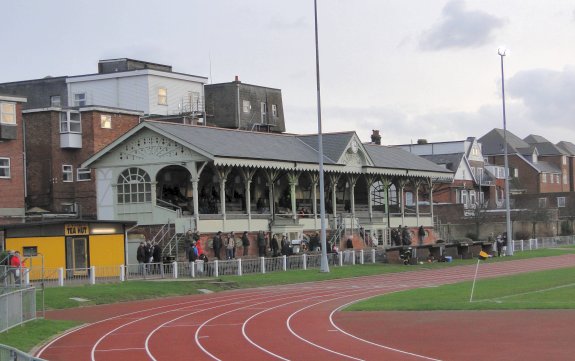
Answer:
[
  {"left": 348, "top": 174, "right": 358, "bottom": 216},
  {"left": 192, "top": 178, "right": 199, "bottom": 225}
]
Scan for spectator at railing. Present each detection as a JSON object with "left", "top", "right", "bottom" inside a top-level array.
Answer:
[{"left": 10, "top": 251, "right": 23, "bottom": 286}]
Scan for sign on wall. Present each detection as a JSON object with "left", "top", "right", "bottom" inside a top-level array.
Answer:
[{"left": 64, "top": 224, "right": 90, "bottom": 236}]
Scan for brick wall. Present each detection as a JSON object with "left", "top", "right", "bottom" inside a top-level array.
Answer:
[
  {"left": 0, "top": 102, "right": 25, "bottom": 212},
  {"left": 24, "top": 109, "right": 140, "bottom": 217}
]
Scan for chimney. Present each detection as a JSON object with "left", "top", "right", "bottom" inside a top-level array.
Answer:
[
  {"left": 417, "top": 139, "right": 428, "bottom": 144},
  {"left": 235, "top": 75, "right": 240, "bottom": 83},
  {"left": 371, "top": 130, "right": 381, "bottom": 145}
]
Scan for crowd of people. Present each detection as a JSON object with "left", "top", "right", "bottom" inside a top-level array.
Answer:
[
  {"left": 136, "top": 240, "right": 163, "bottom": 274},
  {"left": 0, "top": 249, "right": 25, "bottom": 286}
]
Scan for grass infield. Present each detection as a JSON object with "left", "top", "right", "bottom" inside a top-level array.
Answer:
[
  {"left": 1, "top": 246, "right": 574, "bottom": 353},
  {"left": 346, "top": 266, "right": 575, "bottom": 311}
]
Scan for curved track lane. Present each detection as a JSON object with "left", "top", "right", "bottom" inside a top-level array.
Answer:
[{"left": 37, "top": 255, "right": 575, "bottom": 361}]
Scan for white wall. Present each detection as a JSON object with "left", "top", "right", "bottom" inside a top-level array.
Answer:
[{"left": 147, "top": 75, "right": 204, "bottom": 116}]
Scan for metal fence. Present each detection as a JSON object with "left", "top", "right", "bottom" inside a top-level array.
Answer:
[
  {"left": 12, "top": 249, "right": 380, "bottom": 288},
  {"left": 0, "top": 287, "right": 36, "bottom": 333},
  {"left": 0, "top": 343, "right": 47, "bottom": 361}
]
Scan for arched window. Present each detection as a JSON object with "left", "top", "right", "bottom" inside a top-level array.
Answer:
[{"left": 117, "top": 168, "right": 151, "bottom": 204}]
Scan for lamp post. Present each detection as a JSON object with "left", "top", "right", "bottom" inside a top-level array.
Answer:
[
  {"left": 498, "top": 47, "right": 513, "bottom": 256},
  {"left": 314, "top": 0, "right": 329, "bottom": 272}
]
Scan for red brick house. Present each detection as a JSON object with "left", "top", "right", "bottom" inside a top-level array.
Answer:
[
  {"left": 0, "top": 95, "right": 27, "bottom": 223},
  {"left": 22, "top": 106, "right": 141, "bottom": 217}
]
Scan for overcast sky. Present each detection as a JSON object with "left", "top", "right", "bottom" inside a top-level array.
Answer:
[{"left": 2, "top": 0, "right": 575, "bottom": 145}]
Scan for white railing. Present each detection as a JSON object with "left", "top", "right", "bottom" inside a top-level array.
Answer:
[{"left": 13, "top": 236, "right": 574, "bottom": 289}]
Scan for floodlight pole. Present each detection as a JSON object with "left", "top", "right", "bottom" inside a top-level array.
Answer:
[
  {"left": 499, "top": 48, "right": 513, "bottom": 256},
  {"left": 314, "top": 0, "right": 329, "bottom": 272}
]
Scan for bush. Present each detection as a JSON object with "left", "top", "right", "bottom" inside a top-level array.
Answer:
[
  {"left": 465, "top": 233, "right": 478, "bottom": 242},
  {"left": 514, "top": 230, "right": 531, "bottom": 240},
  {"left": 560, "top": 221, "right": 573, "bottom": 236}
]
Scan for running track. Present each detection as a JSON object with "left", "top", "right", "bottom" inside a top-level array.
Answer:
[{"left": 37, "top": 254, "right": 575, "bottom": 361}]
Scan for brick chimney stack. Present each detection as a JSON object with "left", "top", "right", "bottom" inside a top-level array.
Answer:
[{"left": 371, "top": 130, "right": 381, "bottom": 145}]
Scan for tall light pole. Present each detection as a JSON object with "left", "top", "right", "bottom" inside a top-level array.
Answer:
[
  {"left": 314, "top": 0, "right": 329, "bottom": 272},
  {"left": 498, "top": 47, "right": 513, "bottom": 256}
]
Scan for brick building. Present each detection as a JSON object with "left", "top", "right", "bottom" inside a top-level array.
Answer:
[
  {"left": 0, "top": 95, "right": 27, "bottom": 223},
  {"left": 22, "top": 106, "right": 141, "bottom": 217}
]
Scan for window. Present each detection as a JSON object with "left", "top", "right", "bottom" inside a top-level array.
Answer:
[
  {"left": 469, "top": 190, "right": 477, "bottom": 205},
  {"left": 0, "top": 102, "right": 16, "bottom": 125},
  {"left": 557, "top": 197, "right": 566, "bottom": 208},
  {"left": 541, "top": 173, "right": 547, "bottom": 183},
  {"left": 272, "top": 104, "right": 278, "bottom": 117},
  {"left": 471, "top": 146, "right": 479, "bottom": 156},
  {"left": 50, "top": 95, "right": 61, "bottom": 107},
  {"left": 563, "top": 156, "right": 567, "bottom": 165},
  {"left": 0, "top": 158, "right": 10, "bottom": 178},
  {"left": 60, "top": 111, "right": 81, "bottom": 133},
  {"left": 100, "top": 114, "right": 112, "bottom": 129},
  {"left": 73, "top": 93, "right": 86, "bottom": 107},
  {"left": 460, "top": 190, "right": 468, "bottom": 205},
  {"left": 158, "top": 87, "right": 167, "bottom": 105},
  {"left": 117, "top": 167, "right": 152, "bottom": 204},
  {"left": 538, "top": 198, "right": 547, "bottom": 208},
  {"left": 62, "top": 165, "right": 73, "bottom": 182},
  {"left": 260, "top": 102, "right": 267, "bottom": 122},
  {"left": 77, "top": 168, "right": 91, "bottom": 181},
  {"left": 514, "top": 168, "right": 519, "bottom": 178},
  {"left": 563, "top": 174, "right": 568, "bottom": 184},
  {"left": 477, "top": 168, "right": 484, "bottom": 183},
  {"left": 242, "top": 100, "right": 251, "bottom": 113},
  {"left": 405, "top": 192, "right": 413, "bottom": 206}
]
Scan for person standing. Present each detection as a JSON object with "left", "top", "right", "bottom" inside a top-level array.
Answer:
[
  {"left": 225, "top": 232, "right": 235, "bottom": 260},
  {"left": 213, "top": 231, "right": 223, "bottom": 260},
  {"left": 257, "top": 231, "right": 266, "bottom": 257},
  {"left": 136, "top": 242, "right": 146, "bottom": 275},
  {"left": 152, "top": 242, "right": 162, "bottom": 273},
  {"left": 496, "top": 234, "right": 504, "bottom": 257},
  {"left": 241, "top": 231, "right": 250, "bottom": 256},
  {"left": 418, "top": 226, "right": 426, "bottom": 246},
  {"left": 402, "top": 226, "right": 411, "bottom": 246},
  {"left": 10, "top": 251, "right": 22, "bottom": 286},
  {"left": 271, "top": 234, "right": 279, "bottom": 257}
]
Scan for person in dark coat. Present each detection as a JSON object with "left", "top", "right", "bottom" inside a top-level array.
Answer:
[
  {"left": 257, "top": 231, "right": 266, "bottom": 257},
  {"left": 213, "top": 231, "right": 222, "bottom": 260},
  {"left": 271, "top": 234, "right": 279, "bottom": 257},
  {"left": 402, "top": 226, "right": 411, "bottom": 246},
  {"left": 346, "top": 237, "right": 353, "bottom": 249},
  {"left": 136, "top": 242, "right": 146, "bottom": 274},
  {"left": 241, "top": 231, "right": 250, "bottom": 256},
  {"left": 418, "top": 225, "right": 426, "bottom": 246}
]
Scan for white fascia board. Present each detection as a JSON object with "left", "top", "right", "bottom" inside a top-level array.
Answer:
[
  {"left": 0, "top": 95, "right": 27, "bottom": 103},
  {"left": 66, "top": 70, "right": 208, "bottom": 84},
  {"left": 213, "top": 158, "right": 352, "bottom": 173},
  {"left": 365, "top": 167, "right": 454, "bottom": 180}
]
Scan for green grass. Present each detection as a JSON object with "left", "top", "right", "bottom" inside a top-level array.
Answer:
[
  {"left": 39, "top": 279, "right": 231, "bottom": 310},
  {"left": 0, "top": 319, "right": 78, "bottom": 353},
  {"left": 347, "top": 266, "right": 575, "bottom": 311}
]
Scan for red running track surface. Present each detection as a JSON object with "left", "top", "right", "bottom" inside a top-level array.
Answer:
[{"left": 36, "top": 254, "right": 575, "bottom": 361}]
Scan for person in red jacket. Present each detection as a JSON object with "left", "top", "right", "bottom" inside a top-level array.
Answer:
[{"left": 10, "top": 251, "right": 23, "bottom": 285}]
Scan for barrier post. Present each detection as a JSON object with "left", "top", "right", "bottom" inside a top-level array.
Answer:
[
  {"left": 339, "top": 251, "right": 343, "bottom": 266},
  {"left": 372, "top": 248, "right": 376, "bottom": 263},
  {"left": 303, "top": 253, "right": 307, "bottom": 270},
  {"left": 282, "top": 255, "right": 287, "bottom": 271},
  {"left": 360, "top": 250, "right": 364, "bottom": 265},
  {"left": 172, "top": 261, "right": 178, "bottom": 279},
  {"left": 90, "top": 266, "right": 96, "bottom": 285},
  {"left": 352, "top": 250, "right": 356, "bottom": 265},
  {"left": 214, "top": 260, "right": 219, "bottom": 277},
  {"left": 120, "top": 265, "right": 125, "bottom": 282},
  {"left": 58, "top": 268, "right": 64, "bottom": 287},
  {"left": 237, "top": 258, "right": 242, "bottom": 276},
  {"left": 261, "top": 257, "right": 266, "bottom": 274}
]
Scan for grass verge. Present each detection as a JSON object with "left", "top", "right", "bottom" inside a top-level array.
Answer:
[
  {"left": 346, "top": 266, "right": 575, "bottom": 311},
  {"left": 0, "top": 319, "right": 78, "bottom": 353}
]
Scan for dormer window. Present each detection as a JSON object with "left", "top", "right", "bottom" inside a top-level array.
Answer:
[{"left": 532, "top": 152, "right": 538, "bottom": 163}]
